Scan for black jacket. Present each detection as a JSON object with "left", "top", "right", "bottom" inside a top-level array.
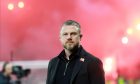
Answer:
[{"left": 46, "top": 46, "right": 105, "bottom": 84}]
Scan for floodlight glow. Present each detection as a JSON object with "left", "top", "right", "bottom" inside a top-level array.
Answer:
[
  {"left": 136, "top": 24, "right": 140, "bottom": 30},
  {"left": 126, "top": 28, "right": 133, "bottom": 35},
  {"left": 8, "top": 3, "right": 14, "bottom": 10},
  {"left": 122, "top": 36, "right": 128, "bottom": 44},
  {"left": 104, "top": 57, "right": 115, "bottom": 73},
  {"left": 18, "top": 1, "right": 24, "bottom": 8}
]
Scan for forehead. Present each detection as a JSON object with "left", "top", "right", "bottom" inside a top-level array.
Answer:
[{"left": 60, "top": 25, "right": 79, "bottom": 33}]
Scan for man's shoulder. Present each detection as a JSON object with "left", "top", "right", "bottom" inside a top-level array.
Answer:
[
  {"left": 49, "top": 56, "right": 59, "bottom": 63},
  {"left": 48, "top": 56, "right": 59, "bottom": 69},
  {"left": 82, "top": 50, "right": 102, "bottom": 63},
  {"left": 80, "top": 46, "right": 102, "bottom": 64}
]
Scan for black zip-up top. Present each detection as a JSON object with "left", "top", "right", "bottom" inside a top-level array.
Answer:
[{"left": 53, "top": 47, "right": 81, "bottom": 84}]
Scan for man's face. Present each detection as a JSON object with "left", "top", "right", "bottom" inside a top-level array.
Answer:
[
  {"left": 60, "top": 25, "right": 82, "bottom": 51},
  {"left": 5, "top": 63, "right": 13, "bottom": 75}
]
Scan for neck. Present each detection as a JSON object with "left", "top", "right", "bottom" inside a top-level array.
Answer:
[
  {"left": 65, "top": 49, "right": 72, "bottom": 60},
  {"left": 64, "top": 45, "right": 80, "bottom": 60}
]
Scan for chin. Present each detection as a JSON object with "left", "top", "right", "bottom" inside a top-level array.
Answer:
[{"left": 66, "top": 46, "right": 74, "bottom": 50}]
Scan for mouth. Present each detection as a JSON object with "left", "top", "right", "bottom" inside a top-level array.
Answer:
[{"left": 67, "top": 41, "right": 74, "bottom": 43}]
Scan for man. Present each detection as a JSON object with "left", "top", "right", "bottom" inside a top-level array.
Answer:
[
  {"left": 0, "top": 62, "right": 13, "bottom": 84},
  {"left": 46, "top": 20, "right": 105, "bottom": 84}
]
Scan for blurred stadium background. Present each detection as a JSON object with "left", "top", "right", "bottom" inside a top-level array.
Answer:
[{"left": 0, "top": 0, "right": 140, "bottom": 84}]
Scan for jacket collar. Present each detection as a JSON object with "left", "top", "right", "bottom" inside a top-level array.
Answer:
[
  {"left": 58, "top": 45, "right": 83, "bottom": 61},
  {"left": 50, "top": 46, "right": 87, "bottom": 84}
]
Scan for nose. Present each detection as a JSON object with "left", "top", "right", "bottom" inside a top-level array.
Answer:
[{"left": 67, "top": 34, "right": 72, "bottom": 40}]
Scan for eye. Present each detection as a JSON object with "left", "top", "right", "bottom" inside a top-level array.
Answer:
[
  {"left": 63, "top": 33, "right": 68, "bottom": 36},
  {"left": 71, "top": 32, "right": 77, "bottom": 35}
]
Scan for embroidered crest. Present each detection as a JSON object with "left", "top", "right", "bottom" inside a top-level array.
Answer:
[{"left": 80, "top": 58, "right": 85, "bottom": 62}]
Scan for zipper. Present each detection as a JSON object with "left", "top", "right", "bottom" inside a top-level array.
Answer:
[{"left": 64, "top": 61, "right": 70, "bottom": 76}]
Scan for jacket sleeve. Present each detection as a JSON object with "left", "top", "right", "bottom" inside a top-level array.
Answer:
[
  {"left": 87, "top": 59, "right": 105, "bottom": 84},
  {"left": 46, "top": 60, "right": 52, "bottom": 84}
]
